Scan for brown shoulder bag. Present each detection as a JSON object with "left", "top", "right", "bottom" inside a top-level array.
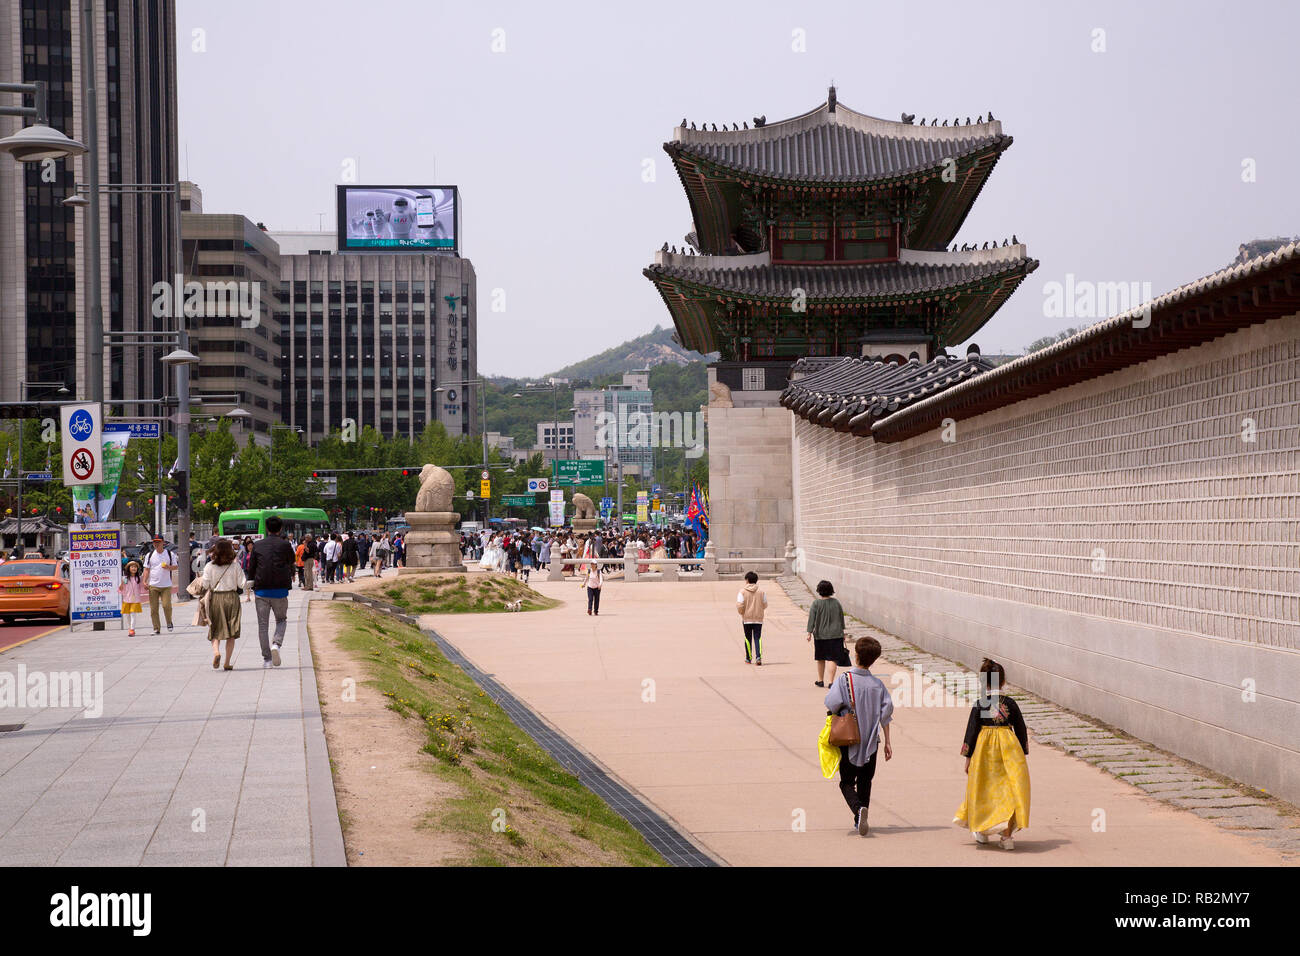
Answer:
[{"left": 827, "top": 673, "right": 860, "bottom": 747}]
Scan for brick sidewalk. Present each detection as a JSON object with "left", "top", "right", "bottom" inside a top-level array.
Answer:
[{"left": 0, "top": 589, "right": 344, "bottom": 866}]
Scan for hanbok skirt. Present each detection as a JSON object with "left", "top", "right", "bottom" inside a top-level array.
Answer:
[{"left": 954, "top": 725, "right": 1030, "bottom": 834}]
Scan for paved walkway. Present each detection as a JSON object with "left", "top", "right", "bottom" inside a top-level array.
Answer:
[
  {"left": 420, "top": 577, "right": 1295, "bottom": 866},
  {"left": 0, "top": 587, "right": 343, "bottom": 866}
]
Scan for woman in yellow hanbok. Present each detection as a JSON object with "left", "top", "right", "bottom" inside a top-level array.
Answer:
[{"left": 954, "top": 658, "right": 1030, "bottom": 850}]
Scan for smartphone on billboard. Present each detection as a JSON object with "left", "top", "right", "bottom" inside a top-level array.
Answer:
[{"left": 415, "top": 194, "right": 435, "bottom": 229}]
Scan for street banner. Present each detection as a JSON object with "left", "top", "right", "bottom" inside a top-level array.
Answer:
[
  {"left": 68, "top": 522, "right": 122, "bottom": 622},
  {"left": 71, "top": 425, "right": 131, "bottom": 523},
  {"left": 549, "top": 499, "right": 565, "bottom": 527},
  {"left": 60, "top": 403, "right": 103, "bottom": 486},
  {"left": 550, "top": 489, "right": 564, "bottom": 502}
]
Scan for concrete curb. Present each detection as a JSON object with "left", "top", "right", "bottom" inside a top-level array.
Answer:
[{"left": 300, "top": 595, "right": 347, "bottom": 867}]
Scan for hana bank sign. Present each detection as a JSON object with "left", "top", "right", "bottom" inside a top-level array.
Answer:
[{"left": 151, "top": 274, "right": 261, "bottom": 328}]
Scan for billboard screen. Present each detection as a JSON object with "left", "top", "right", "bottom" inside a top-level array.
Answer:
[{"left": 336, "top": 185, "right": 458, "bottom": 252}]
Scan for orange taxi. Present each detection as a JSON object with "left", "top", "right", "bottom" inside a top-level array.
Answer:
[{"left": 0, "top": 558, "right": 71, "bottom": 625}]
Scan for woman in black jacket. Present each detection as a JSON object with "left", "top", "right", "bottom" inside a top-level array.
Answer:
[{"left": 341, "top": 534, "right": 359, "bottom": 582}]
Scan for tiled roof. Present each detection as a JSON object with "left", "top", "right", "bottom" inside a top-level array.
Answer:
[
  {"left": 871, "top": 241, "right": 1300, "bottom": 443},
  {"left": 671, "top": 97, "right": 1008, "bottom": 184},
  {"left": 781, "top": 347, "right": 997, "bottom": 431},
  {"left": 645, "top": 246, "right": 1034, "bottom": 301}
]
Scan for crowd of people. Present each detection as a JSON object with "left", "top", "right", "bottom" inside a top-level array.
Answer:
[
  {"left": 114, "top": 516, "right": 1028, "bottom": 849},
  {"left": 459, "top": 525, "right": 707, "bottom": 581}
]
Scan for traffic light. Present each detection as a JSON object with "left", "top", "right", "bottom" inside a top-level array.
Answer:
[
  {"left": 312, "top": 471, "right": 320, "bottom": 478},
  {"left": 401, "top": 469, "right": 410, "bottom": 477}
]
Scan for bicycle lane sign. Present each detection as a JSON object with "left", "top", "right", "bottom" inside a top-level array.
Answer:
[{"left": 60, "top": 402, "right": 103, "bottom": 486}]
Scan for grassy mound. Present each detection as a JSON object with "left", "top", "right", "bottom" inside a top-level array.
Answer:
[
  {"left": 329, "top": 603, "right": 664, "bottom": 866},
  {"left": 379, "top": 572, "right": 560, "bottom": 614}
]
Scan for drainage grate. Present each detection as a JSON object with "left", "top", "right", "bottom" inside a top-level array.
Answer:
[
  {"left": 0, "top": 724, "right": 26, "bottom": 733},
  {"left": 419, "top": 623, "right": 717, "bottom": 867}
]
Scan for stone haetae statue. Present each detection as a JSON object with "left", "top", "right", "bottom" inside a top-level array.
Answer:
[
  {"left": 403, "top": 464, "right": 463, "bottom": 572},
  {"left": 572, "top": 492, "right": 597, "bottom": 520},
  {"left": 414, "top": 464, "right": 454, "bottom": 513}
]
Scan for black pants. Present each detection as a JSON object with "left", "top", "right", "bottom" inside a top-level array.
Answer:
[
  {"left": 838, "top": 749, "right": 878, "bottom": 821},
  {"left": 587, "top": 587, "right": 601, "bottom": 614},
  {"left": 742, "top": 622, "right": 762, "bottom": 661}
]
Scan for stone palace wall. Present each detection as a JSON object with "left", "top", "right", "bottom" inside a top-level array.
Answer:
[{"left": 792, "top": 314, "right": 1300, "bottom": 804}]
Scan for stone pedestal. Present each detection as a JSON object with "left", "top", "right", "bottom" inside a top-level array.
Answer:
[
  {"left": 401, "top": 511, "right": 465, "bottom": 572},
  {"left": 570, "top": 518, "right": 598, "bottom": 534}
]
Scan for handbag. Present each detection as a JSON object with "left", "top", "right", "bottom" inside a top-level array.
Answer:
[
  {"left": 827, "top": 673, "right": 861, "bottom": 747},
  {"left": 186, "top": 575, "right": 206, "bottom": 597}
]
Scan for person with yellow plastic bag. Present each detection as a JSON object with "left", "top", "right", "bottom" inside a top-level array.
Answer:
[
  {"left": 954, "top": 658, "right": 1031, "bottom": 850},
  {"left": 822, "top": 636, "right": 894, "bottom": 836},
  {"left": 818, "top": 716, "right": 841, "bottom": 777}
]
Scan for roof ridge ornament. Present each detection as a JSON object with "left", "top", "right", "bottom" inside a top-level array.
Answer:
[{"left": 828, "top": 85, "right": 837, "bottom": 113}]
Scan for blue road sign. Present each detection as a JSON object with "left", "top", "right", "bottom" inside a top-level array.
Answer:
[
  {"left": 600, "top": 497, "right": 613, "bottom": 510},
  {"left": 23, "top": 472, "right": 53, "bottom": 483}
]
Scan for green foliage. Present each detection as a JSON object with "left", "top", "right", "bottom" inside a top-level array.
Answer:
[
  {"left": 1024, "top": 327, "right": 1085, "bottom": 354},
  {"left": 331, "top": 603, "right": 665, "bottom": 866},
  {"left": 539, "top": 325, "right": 711, "bottom": 383}
]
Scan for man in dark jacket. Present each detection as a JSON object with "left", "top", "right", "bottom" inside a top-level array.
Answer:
[{"left": 248, "top": 514, "right": 296, "bottom": 668}]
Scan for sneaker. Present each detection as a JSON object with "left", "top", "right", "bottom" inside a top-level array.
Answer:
[
  {"left": 857, "top": 808, "right": 870, "bottom": 837},
  {"left": 262, "top": 659, "right": 272, "bottom": 668},
  {"left": 271, "top": 644, "right": 281, "bottom": 667},
  {"left": 167, "top": 623, "right": 173, "bottom": 631},
  {"left": 973, "top": 831, "right": 989, "bottom": 845},
  {"left": 128, "top": 628, "right": 135, "bottom": 636},
  {"left": 755, "top": 659, "right": 762, "bottom": 666}
]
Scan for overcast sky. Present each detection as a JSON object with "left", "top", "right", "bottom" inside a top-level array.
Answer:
[{"left": 176, "top": 0, "right": 1299, "bottom": 376}]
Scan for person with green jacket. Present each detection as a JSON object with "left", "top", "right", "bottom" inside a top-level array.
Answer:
[{"left": 806, "top": 579, "right": 850, "bottom": 687}]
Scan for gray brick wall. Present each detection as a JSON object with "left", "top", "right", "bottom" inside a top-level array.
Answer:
[{"left": 792, "top": 314, "right": 1300, "bottom": 803}]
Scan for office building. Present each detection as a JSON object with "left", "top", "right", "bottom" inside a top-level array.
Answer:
[
  {"left": 536, "top": 420, "right": 574, "bottom": 453},
  {"left": 573, "top": 369, "right": 654, "bottom": 479},
  {"left": 0, "top": 0, "right": 180, "bottom": 402},
  {"left": 180, "top": 183, "right": 285, "bottom": 438},
  {"left": 271, "top": 231, "right": 477, "bottom": 444}
]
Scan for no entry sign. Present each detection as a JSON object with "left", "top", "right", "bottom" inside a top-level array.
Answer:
[{"left": 60, "top": 402, "right": 103, "bottom": 486}]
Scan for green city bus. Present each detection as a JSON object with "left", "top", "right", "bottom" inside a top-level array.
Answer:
[{"left": 216, "top": 507, "right": 332, "bottom": 541}]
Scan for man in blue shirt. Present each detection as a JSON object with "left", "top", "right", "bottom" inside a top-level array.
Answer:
[{"left": 247, "top": 514, "right": 296, "bottom": 668}]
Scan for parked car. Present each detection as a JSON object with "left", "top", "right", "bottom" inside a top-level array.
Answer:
[{"left": 0, "top": 558, "right": 71, "bottom": 625}]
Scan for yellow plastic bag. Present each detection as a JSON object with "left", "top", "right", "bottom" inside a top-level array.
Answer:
[{"left": 818, "top": 716, "right": 841, "bottom": 778}]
